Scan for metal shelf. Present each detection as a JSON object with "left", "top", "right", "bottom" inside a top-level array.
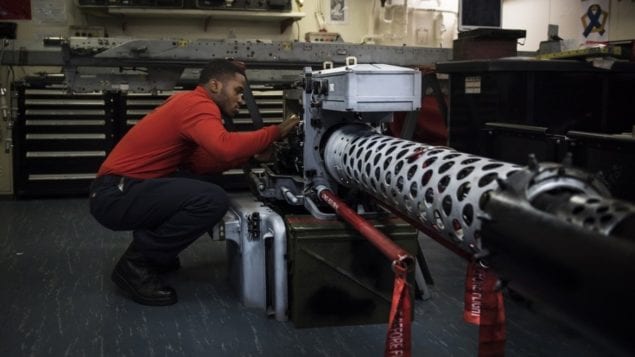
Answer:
[{"left": 105, "top": 8, "right": 305, "bottom": 33}]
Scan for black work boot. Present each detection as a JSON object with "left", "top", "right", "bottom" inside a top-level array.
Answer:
[
  {"left": 111, "top": 245, "right": 178, "bottom": 306},
  {"left": 153, "top": 257, "right": 181, "bottom": 274}
]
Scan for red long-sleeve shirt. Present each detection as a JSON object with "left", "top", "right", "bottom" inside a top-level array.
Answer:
[{"left": 97, "top": 86, "right": 280, "bottom": 179}]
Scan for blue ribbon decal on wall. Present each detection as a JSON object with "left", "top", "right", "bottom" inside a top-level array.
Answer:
[{"left": 583, "top": 6, "right": 605, "bottom": 37}]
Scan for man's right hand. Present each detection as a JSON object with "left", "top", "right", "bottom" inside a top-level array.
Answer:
[{"left": 277, "top": 114, "right": 300, "bottom": 138}]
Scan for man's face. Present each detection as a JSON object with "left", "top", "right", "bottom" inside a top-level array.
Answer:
[{"left": 208, "top": 73, "right": 246, "bottom": 118}]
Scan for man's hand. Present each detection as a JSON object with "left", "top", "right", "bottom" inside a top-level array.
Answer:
[{"left": 277, "top": 114, "right": 300, "bottom": 139}]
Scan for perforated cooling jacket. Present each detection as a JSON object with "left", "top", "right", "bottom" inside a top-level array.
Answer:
[
  {"left": 323, "top": 124, "right": 635, "bottom": 253},
  {"left": 323, "top": 125, "right": 523, "bottom": 251}
]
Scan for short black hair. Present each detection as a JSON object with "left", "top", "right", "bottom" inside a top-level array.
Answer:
[{"left": 198, "top": 59, "right": 246, "bottom": 85}]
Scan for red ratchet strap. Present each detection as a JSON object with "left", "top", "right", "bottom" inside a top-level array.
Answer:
[
  {"left": 385, "top": 260, "right": 412, "bottom": 357},
  {"left": 464, "top": 260, "right": 506, "bottom": 356},
  {"left": 317, "top": 188, "right": 414, "bottom": 357}
]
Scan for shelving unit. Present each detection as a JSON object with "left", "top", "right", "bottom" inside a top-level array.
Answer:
[{"left": 83, "top": 7, "right": 305, "bottom": 33}]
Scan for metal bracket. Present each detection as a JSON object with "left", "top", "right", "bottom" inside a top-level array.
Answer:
[
  {"left": 0, "top": 87, "right": 8, "bottom": 121},
  {"left": 247, "top": 212, "right": 261, "bottom": 240},
  {"left": 4, "top": 138, "right": 12, "bottom": 153}
]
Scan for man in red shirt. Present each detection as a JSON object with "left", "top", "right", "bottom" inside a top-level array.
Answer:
[{"left": 89, "top": 59, "right": 300, "bottom": 306}]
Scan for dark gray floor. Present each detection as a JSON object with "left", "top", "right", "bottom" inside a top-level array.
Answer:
[{"left": 0, "top": 198, "right": 611, "bottom": 356}]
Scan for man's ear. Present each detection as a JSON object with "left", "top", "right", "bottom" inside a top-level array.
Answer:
[{"left": 208, "top": 79, "right": 222, "bottom": 94}]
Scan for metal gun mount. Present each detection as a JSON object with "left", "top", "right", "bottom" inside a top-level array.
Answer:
[
  {"left": 249, "top": 59, "right": 635, "bottom": 353},
  {"left": 252, "top": 57, "right": 424, "bottom": 217}
]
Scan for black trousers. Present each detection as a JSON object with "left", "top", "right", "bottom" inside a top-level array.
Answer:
[{"left": 89, "top": 172, "right": 229, "bottom": 264}]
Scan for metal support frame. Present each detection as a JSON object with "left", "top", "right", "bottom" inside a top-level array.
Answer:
[
  {"left": 2, "top": 38, "right": 451, "bottom": 68},
  {"left": 1, "top": 38, "right": 451, "bottom": 93}
]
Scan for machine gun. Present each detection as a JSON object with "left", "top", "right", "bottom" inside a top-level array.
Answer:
[{"left": 224, "top": 58, "right": 635, "bottom": 355}]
